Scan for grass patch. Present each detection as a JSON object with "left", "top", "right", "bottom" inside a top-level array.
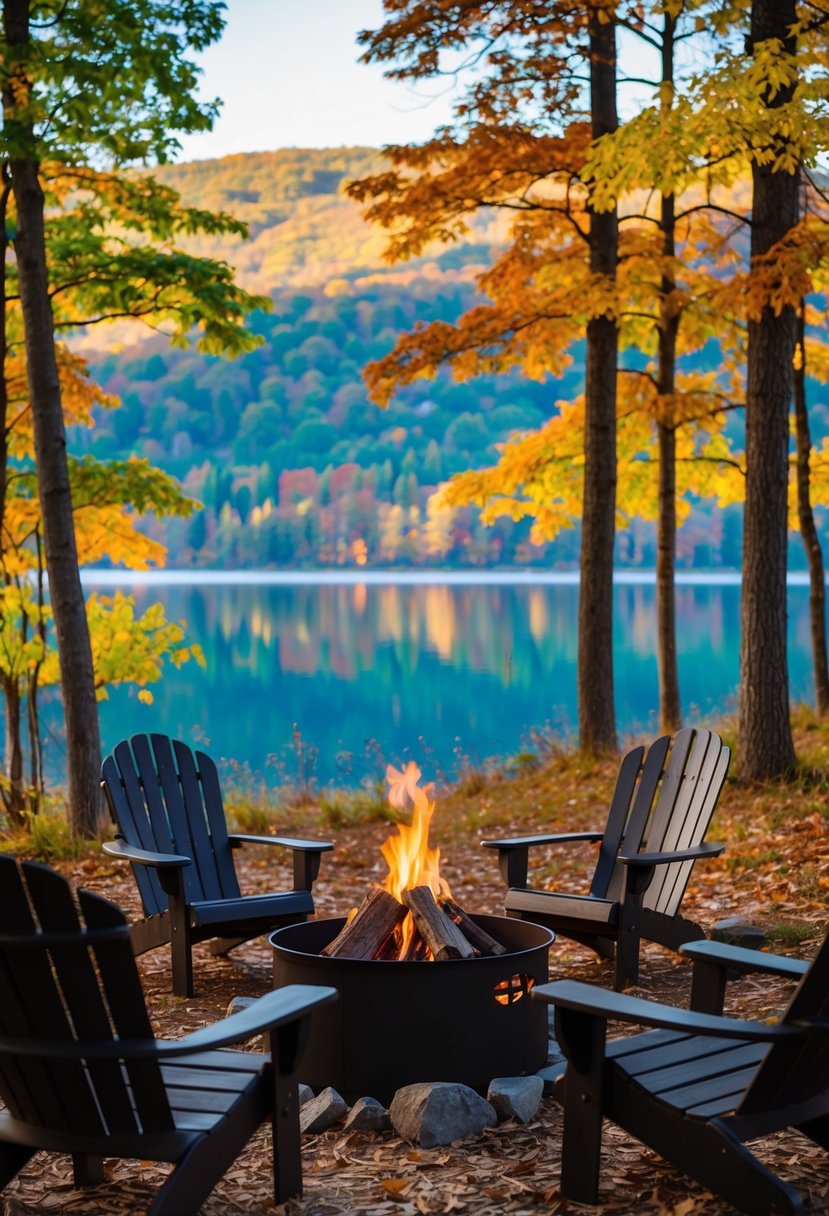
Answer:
[
  {"left": 316, "top": 785, "right": 399, "bottom": 827},
  {"left": 2, "top": 809, "right": 88, "bottom": 862}
]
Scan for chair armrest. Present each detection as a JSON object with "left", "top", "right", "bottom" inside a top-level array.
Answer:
[
  {"left": 102, "top": 837, "right": 191, "bottom": 900},
  {"left": 682, "top": 938, "right": 809, "bottom": 1014},
  {"left": 228, "top": 833, "right": 334, "bottom": 851},
  {"left": 102, "top": 837, "right": 191, "bottom": 869},
  {"left": 1, "top": 985, "right": 339, "bottom": 1061},
  {"left": 169, "top": 983, "right": 339, "bottom": 1054},
  {"left": 681, "top": 939, "right": 809, "bottom": 979},
  {"left": 483, "top": 832, "right": 604, "bottom": 850},
  {"left": 617, "top": 841, "right": 724, "bottom": 899},
  {"left": 532, "top": 978, "right": 804, "bottom": 1043},
  {"left": 482, "top": 832, "right": 604, "bottom": 888},
  {"left": 618, "top": 841, "right": 725, "bottom": 867},
  {"left": 227, "top": 834, "right": 334, "bottom": 892}
]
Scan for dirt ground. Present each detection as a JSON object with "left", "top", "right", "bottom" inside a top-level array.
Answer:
[{"left": 3, "top": 807, "right": 829, "bottom": 1216}]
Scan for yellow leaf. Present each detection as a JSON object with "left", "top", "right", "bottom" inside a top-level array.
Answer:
[{"left": 137, "top": 689, "right": 154, "bottom": 705}]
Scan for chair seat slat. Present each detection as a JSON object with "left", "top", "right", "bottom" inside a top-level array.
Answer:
[{"left": 623, "top": 1041, "right": 767, "bottom": 1094}]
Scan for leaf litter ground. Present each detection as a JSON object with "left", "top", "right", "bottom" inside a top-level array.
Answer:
[{"left": 4, "top": 739, "right": 829, "bottom": 1216}]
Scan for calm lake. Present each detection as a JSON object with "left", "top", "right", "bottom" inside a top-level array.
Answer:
[{"left": 62, "top": 571, "right": 820, "bottom": 793}]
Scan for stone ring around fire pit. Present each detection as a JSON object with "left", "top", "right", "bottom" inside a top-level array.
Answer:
[{"left": 270, "top": 914, "right": 554, "bottom": 1107}]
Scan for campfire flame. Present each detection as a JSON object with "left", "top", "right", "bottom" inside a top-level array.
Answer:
[{"left": 381, "top": 762, "right": 452, "bottom": 958}]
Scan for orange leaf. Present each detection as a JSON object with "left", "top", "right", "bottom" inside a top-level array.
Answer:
[{"left": 381, "top": 1179, "right": 410, "bottom": 1195}]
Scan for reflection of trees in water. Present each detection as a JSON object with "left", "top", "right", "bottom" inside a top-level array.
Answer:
[
  {"left": 153, "top": 584, "right": 576, "bottom": 687},
  {"left": 92, "top": 581, "right": 818, "bottom": 789},
  {"left": 614, "top": 586, "right": 741, "bottom": 658}
]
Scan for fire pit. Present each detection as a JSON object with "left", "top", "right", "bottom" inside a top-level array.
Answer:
[
  {"left": 270, "top": 761, "right": 553, "bottom": 1104},
  {"left": 271, "top": 914, "right": 553, "bottom": 1105}
]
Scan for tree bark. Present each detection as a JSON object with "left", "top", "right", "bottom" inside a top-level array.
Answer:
[
  {"left": 738, "top": 0, "right": 798, "bottom": 779},
  {"left": 3, "top": 675, "right": 24, "bottom": 824},
  {"left": 0, "top": 168, "right": 26, "bottom": 821},
  {"left": 655, "top": 15, "right": 681, "bottom": 735},
  {"left": 794, "top": 300, "right": 829, "bottom": 714},
  {"left": 3, "top": 0, "right": 102, "bottom": 834},
  {"left": 578, "top": 5, "right": 618, "bottom": 754}
]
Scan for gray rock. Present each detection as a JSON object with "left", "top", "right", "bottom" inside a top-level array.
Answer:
[
  {"left": 390, "top": 1082, "right": 497, "bottom": 1147},
  {"left": 487, "top": 1076, "right": 544, "bottom": 1124},
  {"left": 299, "top": 1086, "right": 348, "bottom": 1133},
  {"left": 225, "top": 996, "right": 264, "bottom": 1050},
  {"left": 536, "top": 1058, "right": 567, "bottom": 1095},
  {"left": 711, "top": 918, "right": 767, "bottom": 949},
  {"left": 298, "top": 1083, "right": 315, "bottom": 1107},
  {"left": 225, "top": 995, "right": 257, "bottom": 1016},
  {"left": 342, "top": 1096, "right": 392, "bottom": 1133},
  {"left": 547, "top": 1041, "right": 566, "bottom": 1065}
]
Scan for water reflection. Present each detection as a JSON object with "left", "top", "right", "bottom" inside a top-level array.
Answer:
[{"left": 86, "top": 580, "right": 816, "bottom": 787}]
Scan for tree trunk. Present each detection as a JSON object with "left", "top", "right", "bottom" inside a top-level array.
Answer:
[
  {"left": 656, "top": 415, "right": 680, "bottom": 731},
  {"left": 28, "top": 531, "right": 47, "bottom": 807},
  {"left": 3, "top": 673, "right": 24, "bottom": 824},
  {"left": 578, "top": 5, "right": 618, "bottom": 754},
  {"left": 738, "top": 0, "right": 798, "bottom": 779},
  {"left": 655, "top": 16, "right": 681, "bottom": 735},
  {"left": 0, "top": 166, "right": 26, "bottom": 818},
  {"left": 3, "top": 0, "right": 102, "bottom": 834},
  {"left": 794, "top": 300, "right": 829, "bottom": 714}
]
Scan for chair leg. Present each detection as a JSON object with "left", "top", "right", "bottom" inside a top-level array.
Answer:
[
  {"left": 0, "top": 1142, "right": 35, "bottom": 1189},
  {"left": 168, "top": 893, "right": 193, "bottom": 998},
  {"left": 614, "top": 916, "right": 641, "bottom": 990},
  {"left": 72, "top": 1154, "right": 105, "bottom": 1185},
  {"left": 270, "top": 1018, "right": 307, "bottom": 1204},
  {"left": 555, "top": 1008, "right": 606, "bottom": 1205}
]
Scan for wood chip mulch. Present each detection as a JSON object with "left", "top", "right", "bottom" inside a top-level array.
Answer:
[{"left": 3, "top": 810, "right": 829, "bottom": 1216}]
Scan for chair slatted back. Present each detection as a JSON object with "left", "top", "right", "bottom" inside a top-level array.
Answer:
[
  {"left": 589, "top": 744, "right": 646, "bottom": 899},
  {"left": 643, "top": 729, "right": 730, "bottom": 917},
  {"left": 0, "top": 855, "right": 173, "bottom": 1136},
  {"left": 101, "top": 733, "right": 241, "bottom": 916},
  {"left": 602, "top": 735, "right": 671, "bottom": 903},
  {"left": 739, "top": 929, "right": 829, "bottom": 1117}
]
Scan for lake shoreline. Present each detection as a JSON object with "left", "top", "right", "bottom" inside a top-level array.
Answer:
[{"left": 76, "top": 566, "right": 801, "bottom": 587}]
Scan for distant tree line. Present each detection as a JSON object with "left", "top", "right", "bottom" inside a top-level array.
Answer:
[{"left": 79, "top": 279, "right": 829, "bottom": 573}]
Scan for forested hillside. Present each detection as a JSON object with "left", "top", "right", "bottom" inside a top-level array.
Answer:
[{"left": 72, "top": 147, "right": 819, "bottom": 570}]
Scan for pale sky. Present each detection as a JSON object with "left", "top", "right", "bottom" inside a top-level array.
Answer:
[{"left": 173, "top": 0, "right": 460, "bottom": 162}]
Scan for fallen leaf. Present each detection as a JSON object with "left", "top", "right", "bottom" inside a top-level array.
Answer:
[{"left": 382, "top": 1178, "right": 411, "bottom": 1195}]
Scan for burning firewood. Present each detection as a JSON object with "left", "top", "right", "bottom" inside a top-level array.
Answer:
[
  {"left": 401, "top": 885, "right": 476, "bottom": 960},
  {"left": 439, "top": 896, "right": 507, "bottom": 956},
  {"left": 321, "top": 886, "right": 407, "bottom": 960}
]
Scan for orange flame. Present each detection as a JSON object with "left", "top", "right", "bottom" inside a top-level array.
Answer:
[{"left": 380, "top": 762, "right": 452, "bottom": 957}]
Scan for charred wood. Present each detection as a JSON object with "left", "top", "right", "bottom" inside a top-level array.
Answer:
[
  {"left": 440, "top": 897, "right": 506, "bottom": 956},
  {"left": 320, "top": 886, "right": 407, "bottom": 959},
  {"left": 401, "top": 886, "right": 476, "bottom": 960}
]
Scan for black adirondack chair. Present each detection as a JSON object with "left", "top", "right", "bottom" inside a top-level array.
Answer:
[
  {"left": 101, "top": 733, "right": 334, "bottom": 997},
  {"left": 533, "top": 929, "right": 829, "bottom": 1214},
  {"left": 0, "top": 854, "right": 337, "bottom": 1215},
  {"left": 483, "top": 728, "right": 729, "bottom": 989}
]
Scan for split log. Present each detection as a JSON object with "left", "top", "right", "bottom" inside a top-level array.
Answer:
[
  {"left": 401, "top": 886, "right": 476, "bottom": 960},
  {"left": 440, "top": 897, "right": 506, "bottom": 956},
  {"left": 321, "top": 886, "right": 407, "bottom": 959}
]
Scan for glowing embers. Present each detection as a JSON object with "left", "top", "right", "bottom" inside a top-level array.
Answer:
[
  {"left": 493, "top": 973, "right": 536, "bottom": 1006},
  {"left": 322, "top": 762, "right": 504, "bottom": 963}
]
